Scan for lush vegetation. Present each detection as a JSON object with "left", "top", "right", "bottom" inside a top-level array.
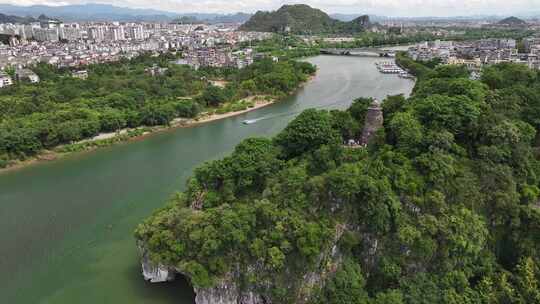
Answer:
[
  {"left": 241, "top": 35, "right": 321, "bottom": 59},
  {"left": 0, "top": 53, "right": 315, "bottom": 168},
  {"left": 245, "top": 27, "right": 533, "bottom": 64},
  {"left": 136, "top": 60, "right": 540, "bottom": 303},
  {"left": 240, "top": 4, "right": 369, "bottom": 35},
  {"left": 318, "top": 27, "right": 534, "bottom": 49}
]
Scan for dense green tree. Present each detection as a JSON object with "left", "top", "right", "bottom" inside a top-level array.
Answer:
[
  {"left": 199, "top": 85, "right": 229, "bottom": 107},
  {"left": 348, "top": 97, "right": 374, "bottom": 123},
  {"left": 315, "top": 260, "right": 369, "bottom": 304},
  {"left": 330, "top": 110, "right": 360, "bottom": 140},
  {"left": 0, "top": 53, "right": 315, "bottom": 163},
  {"left": 482, "top": 63, "right": 537, "bottom": 90},
  {"left": 275, "top": 109, "right": 340, "bottom": 158},
  {"left": 135, "top": 58, "right": 540, "bottom": 304},
  {"left": 100, "top": 108, "right": 127, "bottom": 132}
]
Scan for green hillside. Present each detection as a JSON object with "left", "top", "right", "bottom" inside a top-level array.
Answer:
[
  {"left": 137, "top": 58, "right": 540, "bottom": 303},
  {"left": 239, "top": 4, "right": 370, "bottom": 34},
  {"left": 498, "top": 16, "right": 528, "bottom": 26}
]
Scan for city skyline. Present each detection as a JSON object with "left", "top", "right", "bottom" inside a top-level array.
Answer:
[{"left": 0, "top": 0, "right": 538, "bottom": 17}]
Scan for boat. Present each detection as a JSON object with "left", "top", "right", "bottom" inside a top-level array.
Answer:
[
  {"left": 375, "top": 61, "right": 406, "bottom": 74},
  {"left": 398, "top": 71, "right": 415, "bottom": 79},
  {"left": 242, "top": 119, "right": 257, "bottom": 125}
]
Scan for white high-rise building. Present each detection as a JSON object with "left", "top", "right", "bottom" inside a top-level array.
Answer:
[
  {"left": 60, "top": 25, "right": 82, "bottom": 41},
  {"left": 33, "top": 28, "right": 59, "bottom": 42},
  {"left": 88, "top": 26, "right": 106, "bottom": 41},
  {"left": 127, "top": 25, "right": 145, "bottom": 40},
  {"left": 108, "top": 26, "right": 126, "bottom": 41}
]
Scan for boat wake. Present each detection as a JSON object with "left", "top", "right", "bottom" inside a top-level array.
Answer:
[
  {"left": 242, "top": 99, "right": 358, "bottom": 125},
  {"left": 242, "top": 117, "right": 266, "bottom": 125}
]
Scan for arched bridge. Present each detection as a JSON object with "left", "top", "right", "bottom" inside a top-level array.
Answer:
[{"left": 320, "top": 48, "right": 396, "bottom": 58}]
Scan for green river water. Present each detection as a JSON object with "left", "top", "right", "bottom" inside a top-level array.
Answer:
[{"left": 0, "top": 55, "right": 414, "bottom": 304}]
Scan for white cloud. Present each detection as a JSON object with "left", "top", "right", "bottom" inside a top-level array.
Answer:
[{"left": 0, "top": 0, "right": 538, "bottom": 16}]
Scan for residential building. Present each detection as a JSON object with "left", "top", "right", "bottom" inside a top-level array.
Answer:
[
  {"left": 60, "top": 25, "right": 82, "bottom": 41},
  {"left": 33, "top": 28, "right": 59, "bottom": 42},
  {"left": 108, "top": 26, "right": 126, "bottom": 41},
  {"left": 15, "top": 68, "right": 40, "bottom": 83},
  {"left": 0, "top": 71, "right": 13, "bottom": 87},
  {"left": 88, "top": 26, "right": 106, "bottom": 41},
  {"left": 72, "top": 70, "right": 88, "bottom": 80},
  {"left": 127, "top": 25, "right": 145, "bottom": 40},
  {"left": 145, "top": 64, "right": 169, "bottom": 76}
]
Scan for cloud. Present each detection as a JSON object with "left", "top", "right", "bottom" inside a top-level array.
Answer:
[{"left": 0, "top": 0, "right": 537, "bottom": 16}]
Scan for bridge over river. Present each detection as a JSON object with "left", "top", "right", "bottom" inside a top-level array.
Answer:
[{"left": 320, "top": 47, "right": 398, "bottom": 57}]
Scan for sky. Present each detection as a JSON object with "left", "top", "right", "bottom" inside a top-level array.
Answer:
[{"left": 0, "top": 0, "right": 539, "bottom": 17}]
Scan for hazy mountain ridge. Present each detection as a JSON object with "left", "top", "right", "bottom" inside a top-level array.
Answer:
[
  {"left": 0, "top": 13, "right": 38, "bottom": 24},
  {"left": 0, "top": 3, "right": 251, "bottom": 23},
  {"left": 498, "top": 16, "right": 528, "bottom": 25},
  {"left": 0, "top": 3, "right": 537, "bottom": 24},
  {"left": 0, "top": 3, "right": 176, "bottom": 22},
  {"left": 333, "top": 14, "right": 540, "bottom": 23},
  {"left": 0, "top": 13, "right": 56, "bottom": 24}
]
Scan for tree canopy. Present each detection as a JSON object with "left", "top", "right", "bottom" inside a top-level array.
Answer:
[
  {"left": 0, "top": 54, "right": 315, "bottom": 167},
  {"left": 136, "top": 60, "right": 540, "bottom": 303}
]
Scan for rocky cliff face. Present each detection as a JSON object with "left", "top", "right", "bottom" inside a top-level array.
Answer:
[
  {"left": 139, "top": 243, "right": 176, "bottom": 283},
  {"left": 139, "top": 243, "right": 269, "bottom": 304},
  {"left": 138, "top": 224, "right": 346, "bottom": 304},
  {"left": 194, "top": 281, "right": 268, "bottom": 304}
]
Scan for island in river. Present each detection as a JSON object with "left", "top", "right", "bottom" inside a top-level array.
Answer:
[{"left": 0, "top": 55, "right": 414, "bottom": 304}]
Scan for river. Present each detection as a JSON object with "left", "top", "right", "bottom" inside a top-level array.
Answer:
[{"left": 0, "top": 55, "right": 414, "bottom": 304}]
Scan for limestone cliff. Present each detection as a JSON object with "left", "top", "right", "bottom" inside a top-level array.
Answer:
[{"left": 138, "top": 224, "right": 346, "bottom": 304}]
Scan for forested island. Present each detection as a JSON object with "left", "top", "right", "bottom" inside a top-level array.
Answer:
[
  {"left": 136, "top": 56, "right": 540, "bottom": 303},
  {"left": 0, "top": 53, "right": 316, "bottom": 169}
]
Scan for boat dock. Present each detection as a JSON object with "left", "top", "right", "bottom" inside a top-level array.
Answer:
[{"left": 375, "top": 61, "right": 415, "bottom": 79}]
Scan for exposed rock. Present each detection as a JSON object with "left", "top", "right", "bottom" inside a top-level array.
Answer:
[
  {"left": 138, "top": 225, "right": 346, "bottom": 304},
  {"left": 139, "top": 242, "right": 269, "bottom": 304},
  {"left": 138, "top": 243, "right": 175, "bottom": 283},
  {"left": 296, "top": 224, "right": 345, "bottom": 303},
  {"left": 360, "top": 233, "right": 380, "bottom": 273},
  {"left": 190, "top": 190, "right": 206, "bottom": 210},
  {"left": 360, "top": 99, "right": 383, "bottom": 146},
  {"left": 194, "top": 281, "right": 268, "bottom": 304}
]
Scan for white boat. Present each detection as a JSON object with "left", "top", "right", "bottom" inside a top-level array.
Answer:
[{"left": 242, "top": 119, "right": 257, "bottom": 125}]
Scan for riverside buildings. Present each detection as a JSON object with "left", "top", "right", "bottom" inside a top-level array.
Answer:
[
  {"left": 0, "top": 20, "right": 270, "bottom": 72},
  {"left": 408, "top": 38, "right": 540, "bottom": 72}
]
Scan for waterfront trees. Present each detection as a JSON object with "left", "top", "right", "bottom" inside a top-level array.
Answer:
[{"left": 0, "top": 54, "right": 316, "bottom": 168}]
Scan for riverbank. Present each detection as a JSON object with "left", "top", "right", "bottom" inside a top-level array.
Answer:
[{"left": 0, "top": 94, "right": 290, "bottom": 174}]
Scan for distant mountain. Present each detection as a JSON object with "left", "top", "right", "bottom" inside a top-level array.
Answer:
[
  {"left": 0, "top": 13, "right": 36, "bottom": 24},
  {"left": 0, "top": 3, "right": 252, "bottom": 24},
  {"left": 0, "top": 13, "right": 56, "bottom": 24},
  {"left": 177, "top": 13, "right": 252, "bottom": 24},
  {"left": 239, "top": 4, "right": 370, "bottom": 34},
  {"left": 172, "top": 16, "right": 202, "bottom": 25},
  {"left": 0, "top": 3, "right": 178, "bottom": 22},
  {"left": 330, "top": 14, "right": 357, "bottom": 22},
  {"left": 497, "top": 16, "right": 528, "bottom": 26},
  {"left": 209, "top": 13, "right": 252, "bottom": 24},
  {"left": 331, "top": 14, "right": 392, "bottom": 23}
]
